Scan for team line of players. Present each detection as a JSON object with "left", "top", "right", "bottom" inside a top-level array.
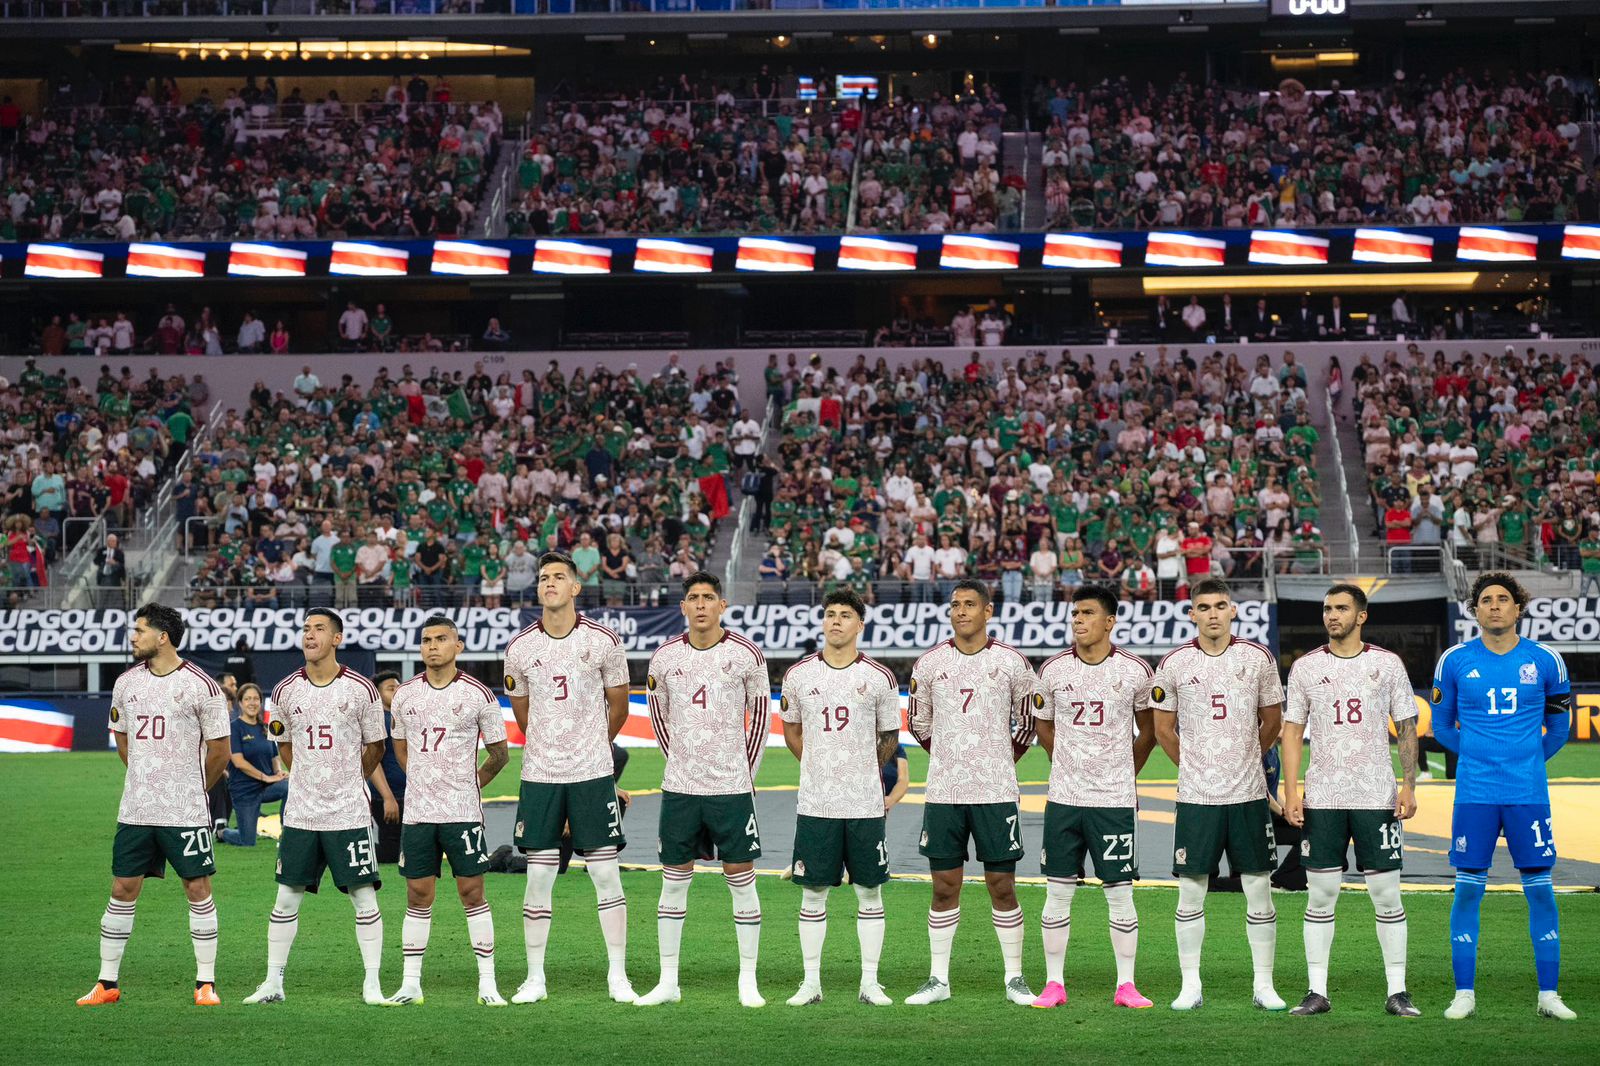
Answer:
[{"left": 76, "top": 560, "right": 1577, "bottom": 1022}]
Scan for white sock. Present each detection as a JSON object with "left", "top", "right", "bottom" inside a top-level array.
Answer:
[
  {"left": 403, "top": 904, "right": 432, "bottom": 983},
  {"left": 656, "top": 867, "right": 693, "bottom": 987},
  {"left": 1241, "top": 872, "right": 1277, "bottom": 991},
  {"left": 1104, "top": 882, "right": 1139, "bottom": 987},
  {"left": 928, "top": 907, "right": 960, "bottom": 984},
  {"left": 523, "top": 849, "right": 559, "bottom": 982},
  {"left": 188, "top": 895, "right": 219, "bottom": 983},
  {"left": 798, "top": 887, "right": 829, "bottom": 985},
  {"left": 1041, "top": 877, "right": 1077, "bottom": 985},
  {"left": 266, "top": 885, "right": 304, "bottom": 986},
  {"left": 854, "top": 884, "right": 885, "bottom": 986},
  {"left": 726, "top": 869, "right": 761, "bottom": 979},
  {"left": 1304, "top": 870, "right": 1341, "bottom": 998},
  {"left": 350, "top": 885, "right": 384, "bottom": 986},
  {"left": 1175, "top": 875, "right": 1208, "bottom": 994},
  {"left": 1366, "top": 869, "right": 1408, "bottom": 996},
  {"left": 98, "top": 898, "right": 137, "bottom": 983},
  {"left": 993, "top": 906, "right": 1024, "bottom": 981},
  {"left": 584, "top": 849, "right": 628, "bottom": 980},
  {"left": 464, "top": 902, "right": 496, "bottom": 982}
]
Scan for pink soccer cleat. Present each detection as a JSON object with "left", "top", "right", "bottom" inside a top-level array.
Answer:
[
  {"left": 1114, "top": 983, "right": 1154, "bottom": 1009},
  {"left": 1031, "top": 982, "right": 1068, "bottom": 1009}
]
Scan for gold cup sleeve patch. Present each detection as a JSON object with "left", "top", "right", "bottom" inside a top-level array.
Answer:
[
  {"left": 908, "top": 678, "right": 918, "bottom": 694},
  {"left": 1430, "top": 686, "right": 1442, "bottom": 704},
  {"left": 109, "top": 706, "right": 119, "bottom": 723},
  {"left": 268, "top": 719, "right": 285, "bottom": 737},
  {"left": 1032, "top": 692, "right": 1045, "bottom": 709},
  {"left": 504, "top": 674, "right": 517, "bottom": 692},
  {"left": 646, "top": 674, "right": 657, "bottom": 691},
  {"left": 1151, "top": 685, "right": 1166, "bottom": 704},
  {"left": 780, "top": 695, "right": 789, "bottom": 713}
]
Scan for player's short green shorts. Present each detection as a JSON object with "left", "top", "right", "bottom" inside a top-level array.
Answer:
[
  {"left": 515, "top": 776, "right": 625, "bottom": 853},
  {"left": 400, "top": 821, "right": 491, "bottom": 880},
  {"left": 1040, "top": 802, "right": 1140, "bottom": 882},
  {"left": 658, "top": 790, "right": 761, "bottom": 866},
  {"left": 276, "top": 824, "right": 382, "bottom": 893},
  {"left": 1303, "top": 807, "right": 1404, "bottom": 873},
  {"left": 792, "top": 813, "right": 889, "bottom": 889},
  {"left": 112, "top": 822, "right": 216, "bottom": 881},
  {"left": 920, "top": 801, "right": 1024, "bottom": 873},
  {"left": 1172, "top": 799, "right": 1275, "bottom": 878}
]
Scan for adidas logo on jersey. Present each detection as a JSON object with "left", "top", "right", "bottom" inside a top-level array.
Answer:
[
  {"left": 1465, "top": 669, "right": 1481, "bottom": 679},
  {"left": 1541, "top": 930, "right": 1559, "bottom": 942},
  {"left": 1542, "top": 847, "right": 1555, "bottom": 857},
  {"left": 1186, "top": 676, "right": 1202, "bottom": 686},
  {"left": 1388, "top": 852, "right": 1401, "bottom": 860},
  {"left": 1120, "top": 864, "right": 1132, "bottom": 873},
  {"left": 1318, "top": 676, "right": 1332, "bottom": 686},
  {"left": 1453, "top": 933, "right": 1473, "bottom": 944}
]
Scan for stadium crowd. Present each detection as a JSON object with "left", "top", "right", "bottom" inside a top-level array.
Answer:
[
  {"left": 0, "top": 358, "right": 204, "bottom": 602},
  {"left": 0, "top": 75, "right": 501, "bottom": 242},
  {"left": 1035, "top": 70, "right": 1597, "bottom": 231},
  {"left": 759, "top": 345, "right": 1327, "bottom": 604},
  {"left": 1354, "top": 344, "right": 1600, "bottom": 583},
  {"left": 180, "top": 353, "right": 750, "bottom": 607}
]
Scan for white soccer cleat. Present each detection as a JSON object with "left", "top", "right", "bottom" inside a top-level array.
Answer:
[
  {"left": 1444, "top": 990, "right": 1476, "bottom": 1020},
  {"left": 786, "top": 981, "right": 823, "bottom": 1006},
  {"left": 859, "top": 982, "right": 893, "bottom": 1006},
  {"left": 607, "top": 977, "right": 638, "bottom": 1004},
  {"left": 1004, "top": 976, "right": 1035, "bottom": 1005},
  {"left": 1537, "top": 992, "right": 1577, "bottom": 1020},
  {"left": 904, "top": 977, "right": 951, "bottom": 1005},
  {"left": 1253, "top": 987, "right": 1287, "bottom": 1011},
  {"left": 478, "top": 987, "right": 508, "bottom": 1007},
  {"left": 511, "top": 979, "right": 548, "bottom": 1005},
  {"left": 739, "top": 976, "right": 766, "bottom": 1008},
  {"left": 363, "top": 986, "right": 393, "bottom": 1007},
  {"left": 633, "top": 982, "right": 682, "bottom": 1006},
  {"left": 385, "top": 984, "right": 424, "bottom": 1006},
  {"left": 1170, "top": 986, "right": 1205, "bottom": 1011},
  {"left": 242, "top": 982, "right": 285, "bottom": 1005}
]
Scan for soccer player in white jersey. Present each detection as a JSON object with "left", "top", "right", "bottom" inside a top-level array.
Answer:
[
  {"left": 387, "top": 616, "right": 511, "bottom": 1007},
  {"left": 779, "top": 588, "right": 902, "bottom": 1007},
  {"left": 503, "top": 551, "right": 633, "bottom": 1005},
  {"left": 1282, "top": 583, "right": 1421, "bottom": 1018},
  {"left": 244, "top": 608, "right": 390, "bottom": 1006},
  {"left": 1031, "top": 584, "right": 1158, "bottom": 1011},
  {"left": 905, "top": 579, "right": 1038, "bottom": 1007},
  {"left": 1151, "top": 578, "right": 1286, "bottom": 1012},
  {"left": 79, "top": 604, "right": 231, "bottom": 1008},
  {"left": 636, "top": 571, "right": 772, "bottom": 1008}
]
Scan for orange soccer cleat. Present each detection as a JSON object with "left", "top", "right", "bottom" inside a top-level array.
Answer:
[
  {"left": 77, "top": 982, "right": 122, "bottom": 1007},
  {"left": 194, "top": 983, "right": 221, "bottom": 1006}
]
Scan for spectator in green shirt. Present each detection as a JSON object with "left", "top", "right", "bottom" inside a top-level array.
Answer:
[
  {"left": 571, "top": 531, "right": 602, "bottom": 599},
  {"left": 330, "top": 535, "right": 359, "bottom": 609}
]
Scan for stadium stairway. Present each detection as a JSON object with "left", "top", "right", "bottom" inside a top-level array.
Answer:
[
  {"left": 471, "top": 137, "right": 523, "bottom": 240},
  {"left": 1318, "top": 409, "right": 1378, "bottom": 574},
  {"left": 1005, "top": 130, "right": 1042, "bottom": 229}
]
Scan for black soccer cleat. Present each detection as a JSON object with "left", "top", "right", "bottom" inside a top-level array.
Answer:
[
  {"left": 1290, "top": 992, "right": 1332, "bottom": 1016},
  {"left": 1386, "top": 991, "right": 1422, "bottom": 1018}
]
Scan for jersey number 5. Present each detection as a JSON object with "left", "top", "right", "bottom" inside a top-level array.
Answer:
[{"left": 1210, "top": 694, "right": 1227, "bottom": 720}]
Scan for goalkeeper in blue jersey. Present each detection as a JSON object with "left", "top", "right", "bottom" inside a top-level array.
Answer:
[{"left": 1430, "top": 572, "right": 1575, "bottom": 1021}]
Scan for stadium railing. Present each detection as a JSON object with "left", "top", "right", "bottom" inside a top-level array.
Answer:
[
  {"left": 172, "top": 580, "right": 690, "bottom": 609},
  {"left": 1383, "top": 543, "right": 1444, "bottom": 576},
  {"left": 1323, "top": 386, "right": 1361, "bottom": 572}
]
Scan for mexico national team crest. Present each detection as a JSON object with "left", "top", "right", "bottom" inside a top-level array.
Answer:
[
  {"left": 1174, "top": 847, "right": 1187, "bottom": 865},
  {"left": 1520, "top": 662, "right": 1538, "bottom": 684},
  {"left": 794, "top": 860, "right": 806, "bottom": 878}
]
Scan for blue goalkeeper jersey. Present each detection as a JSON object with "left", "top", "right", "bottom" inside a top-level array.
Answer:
[{"left": 1431, "top": 637, "right": 1569, "bottom": 805}]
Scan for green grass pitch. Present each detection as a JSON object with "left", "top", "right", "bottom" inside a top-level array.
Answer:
[{"left": 1, "top": 747, "right": 1596, "bottom": 1065}]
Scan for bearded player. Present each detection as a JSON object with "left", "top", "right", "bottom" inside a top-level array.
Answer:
[
  {"left": 386, "top": 616, "right": 511, "bottom": 1007},
  {"left": 1282, "top": 584, "right": 1421, "bottom": 1018},
  {"left": 78, "top": 604, "right": 230, "bottom": 1008},
  {"left": 1031, "top": 584, "right": 1157, "bottom": 1011},
  {"left": 1151, "top": 578, "right": 1285, "bottom": 1012},
  {"left": 905, "top": 579, "right": 1037, "bottom": 1006},
  {"left": 779, "top": 588, "right": 902, "bottom": 1007},
  {"left": 636, "top": 571, "right": 772, "bottom": 1008}
]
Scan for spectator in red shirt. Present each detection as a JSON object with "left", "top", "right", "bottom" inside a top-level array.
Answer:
[
  {"left": 1180, "top": 520, "right": 1213, "bottom": 584},
  {"left": 104, "top": 465, "right": 131, "bottom": 529},
  {"left": 1384, "top": 503, "right": 1413, "bottom": 572}
]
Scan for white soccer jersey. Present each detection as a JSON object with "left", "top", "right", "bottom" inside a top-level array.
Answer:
[
  {"left": 504, "top": 614, "right": 628, "bottom": 784},
  {"left": 1035, "top": 645, "right": 1154, "bottom": 808},
  {"left": 780, "top": 652, "right": 902, "bottom": 819},
  {"left": 1286, "top": 643, "right": 1416, "bottom": 810},
  {"left": 271, "top": 665, "right": 385, "bottom": 832},
  {"left": 909, "top": 639, "right": 1037, "bottom": 805},
  {"left": 647, "top": 629, "right": 770, "bottom": 796},
  {"left": 1151, "top": 638, "right": 1285, "bottom": 806},
  {"left": 110, "top": 660, "right": 230, "bottom": 827},
  {"left": 390, "top": 671, "right": 506, "bottom": 825}
]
